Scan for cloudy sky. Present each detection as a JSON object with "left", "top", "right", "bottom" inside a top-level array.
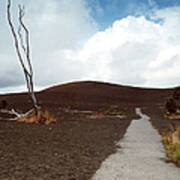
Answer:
[{"left": 0, "top": 0, "right": 180, "bottom": 93}]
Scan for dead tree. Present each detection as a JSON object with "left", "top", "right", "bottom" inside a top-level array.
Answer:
[{"left": 0, "top": 0, "right": 39, "bottom": 120}]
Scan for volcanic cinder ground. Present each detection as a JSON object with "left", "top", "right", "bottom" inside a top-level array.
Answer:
[{"left": 0, "top": 81, "right": 179, "bottom": 179}]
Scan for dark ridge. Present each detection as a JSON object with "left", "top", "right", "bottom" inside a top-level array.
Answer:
[
  {"left": 39, "top": 80, "right": 173, "bottom": 108},
  {"left": 0, "top": 81, "right": 174, "bottom": 111},
  {"left": 43, "top": 80, "right": 174, "bottom": 92}
]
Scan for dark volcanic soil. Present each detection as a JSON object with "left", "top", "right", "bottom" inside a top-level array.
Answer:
[
  {"left": 0, "top": 81, "right": 175, "bottom": 179},
  {"left": 142, "top": 105, "right": 180, "bottom": 134},
  {"left": 0, "top": 115, "right": 131, "bottom": 180}
]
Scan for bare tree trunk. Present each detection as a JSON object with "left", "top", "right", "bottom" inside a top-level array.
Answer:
[{"left": 7, "top": 0, "right": 39, "bottom": 114}]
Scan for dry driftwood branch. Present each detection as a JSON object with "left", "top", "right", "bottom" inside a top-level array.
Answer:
[
  {"left": 0, "top": 109, "right": 21, "bottom": 117},
  {"left": 0, "top": 108, "right": 34, "bottom": 121},
  {"left": 6, "top": 0, "right": 39, "bottom": 116}
]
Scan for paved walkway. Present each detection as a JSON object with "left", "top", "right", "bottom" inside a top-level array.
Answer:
[{"left": 92, "top": 108, "right": 180, "bottom": 180}]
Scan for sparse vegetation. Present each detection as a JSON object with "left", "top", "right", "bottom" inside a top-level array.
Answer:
[
  {"left": 173, "top": 87, "right": 180, "bottom": 101},
  {"left": 16, "top": 109, "right": 57, "bottom": 125},
  {"left": 104, "top": 107, "right": 124, "bottom": 116},
  {"left": 86, "top": 107, "right": 125, "bottom": 119},
  {"left": 162, "top": 127, "right": 180, "bottom": 165},
  {"left": 163, "top": 87, "right": 180, "bottom": 165},
  {"left": 165, "top": 87, "right": 180, "bottom": 115},
  {"left": 165, "top": 97, "right": 177, "bottom": 115}
]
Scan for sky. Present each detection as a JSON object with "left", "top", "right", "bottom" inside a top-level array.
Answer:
[{"left": 0, "top": 0, "right": 180, "bottom": 93}]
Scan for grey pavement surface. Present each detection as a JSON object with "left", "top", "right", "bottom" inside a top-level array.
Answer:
[{"left": 92, "top": 108, "right": 180, "bottom": 180}]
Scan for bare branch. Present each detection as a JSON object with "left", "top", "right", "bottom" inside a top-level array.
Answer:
[
  {"left": 7, "top": 0, "right": 30, "bottom": 76},
  {"left": 0, "top": 108, "right": 34, "bottom": 121},
  {"left": 18, "top": 4, "right": 33, "bottom": 76},
  {"left": 0, "top": 109, "right": 20, "bottom": 117},
  {"left": 18, "top": 25, "right": 27, "bottom": 54},
  {"left": 18, "top": 4, "right": 38, "bottom": 110},
  {"left": 7, "top": 0, "right": 39, "bottom": 114}
]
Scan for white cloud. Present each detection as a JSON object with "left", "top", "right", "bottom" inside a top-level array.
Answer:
[
  {"left": 149, "top": 46, "right": 180, "bottom": 68},
  {"left": 64, "top": 10, "right": 180, "bottom": 88},
  {"left": 27, "top": 0, "right": 98, "bottom": 86},
  {"left": 0, "top": 0, "right": 97, "bottom": 93},
  {"left": 1, "top": 1, "right": 180, "bottom": 93},
  {"left": 27, "top": 0, "right": 97, "bottom": 51}
]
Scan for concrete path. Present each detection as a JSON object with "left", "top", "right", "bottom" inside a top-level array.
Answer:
[{"left": 92, "top": 108, "right": 180, "bottom": 180}]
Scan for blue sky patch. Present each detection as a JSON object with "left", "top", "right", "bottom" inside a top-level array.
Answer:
[{"left": 87, "top": 0, "right": 180, "bottom": 30}]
